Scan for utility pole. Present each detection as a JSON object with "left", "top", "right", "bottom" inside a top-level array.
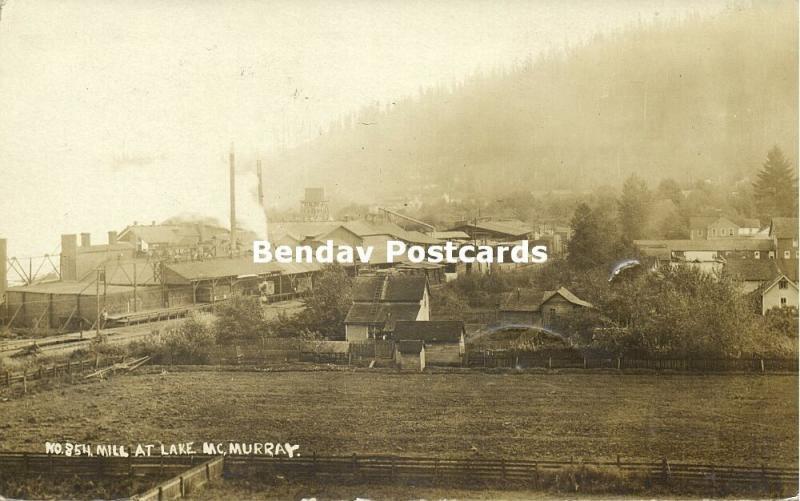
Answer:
[
  {"left": 133, "top": 262, "right": 137, "bottom": 313},
  {"left": 95, "top": 268, "right": 101, "bottom": 336},
  {"left": 229, "top": 143, "right": 237, "bottom": 256}
]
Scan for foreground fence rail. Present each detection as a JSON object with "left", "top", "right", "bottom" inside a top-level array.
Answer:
[
  {"left": 134, "top": 456, "right": 224, "bottom": 501},
  {"left": 0, "top": 355, "right": 129, "bottom": 390},
  {"left": 1, "top": 453, "right": 795, "bottom": 496},
  {"left": 466, "top": 353, "right": 799, "bottom": 372}
]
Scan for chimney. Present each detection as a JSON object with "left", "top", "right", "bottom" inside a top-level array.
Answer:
[
  {"left": 80, "top": 232, "right": 91, "bottom": 247},
  {"left": 196, "top": 223, "right": 206, "bottom": 243},
  {"left": 229, "top": 143, "right": 237, "bottom": 254},
  {"left": 60, "top": 234, "right": 78, "bottom": 281},
  {"left": 108, "top": 231, "right": 118, "bottom": 245},
  {"left": 0, "top": 238, "right": 6, "bottom": 304}
]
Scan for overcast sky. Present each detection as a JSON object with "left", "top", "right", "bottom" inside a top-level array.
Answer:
[{"left": 0, "top": 0, "right": 727, "bottom": 260}]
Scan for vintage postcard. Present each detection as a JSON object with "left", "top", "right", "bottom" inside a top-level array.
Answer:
[{"left": 0, "top": 1, "right": 797, "bottom": 500}]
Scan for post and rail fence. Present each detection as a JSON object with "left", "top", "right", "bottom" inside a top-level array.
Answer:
[
  {"left": 0, "top": 453, "right": 796, "bottom": 497},
  {"left": 0, "top": 354, "right": 129, "bottom": 390}
]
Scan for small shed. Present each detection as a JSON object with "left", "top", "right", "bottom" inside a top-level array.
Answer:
[
  {"left": 396, "top": 340, "right": 425, "bottom": 371},
  {"left": 394, "top": 320, "right": 466, "bottom": 366}
]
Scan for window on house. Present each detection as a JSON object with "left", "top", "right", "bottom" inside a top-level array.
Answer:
[
  {"left": 729, "top": 228, "right": 734, "bottom": 236},
  {"left": 769, "top": 251, "right": 775, "bottom": 259},
  {"left": 754, "top": 251, "right": 760, "bottom": 259},
  {"left": 779, "top": 280, "right": 788, "bottom": 290},
  {"left": 781, "top": 297, "right": 787, "bottom": 306},
  {"left": 784, "top": 250, "right": 791, "bottom": 259}
]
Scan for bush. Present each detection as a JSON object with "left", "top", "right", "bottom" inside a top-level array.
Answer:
[
  {"left": 764, "top": 306, "right": 799, "bottom": 337},
  {"left": 129, "top": 313, "right": 215, "bottom": 364},
  {"left": 214, "top": 296, "right": 267, "bottom": 343}
]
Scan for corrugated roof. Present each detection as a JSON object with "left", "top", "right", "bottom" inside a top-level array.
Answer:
[
  {"left": 165, "top": 257, "right": 321, "bottom": 282},
  {"left": 723, "top": 258, "right": 781, "bottom": 282},
  {"left": 7, "top": 281, "right": 139, "bottom": 296},
  {"left": 394, "top": 320, "right": 464, "bottom": 343}
]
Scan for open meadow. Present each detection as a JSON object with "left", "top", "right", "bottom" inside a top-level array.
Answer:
[{"left": 0, "top": 370, "right": 796, "bottom": 466}]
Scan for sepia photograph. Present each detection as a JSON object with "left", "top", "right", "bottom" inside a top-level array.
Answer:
[{"left": 0, "top": 0, "right": 798, "bottom": 499}]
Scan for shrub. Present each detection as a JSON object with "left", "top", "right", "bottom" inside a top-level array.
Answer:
[{"left": 130, "top": 313, "right": 215, "bottom": 364}]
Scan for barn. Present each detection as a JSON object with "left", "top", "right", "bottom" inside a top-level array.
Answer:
[
  {"left": 498, "top": 287, "right": 593, "bottom": 329},
  {"left": 395, "top": 340, "right": 425, "bottom": 371},
  {"left": 394, "top": 320, "right": 465, "bottom": 366}
]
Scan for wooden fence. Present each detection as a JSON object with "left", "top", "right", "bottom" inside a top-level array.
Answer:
[
  {"left": 0, "top": 453, "right": 796, "bottom": 496},
  {"left": 0, "top": 355, "right": 128, "bottom": 390},
  {"left": 222, "top": 454, "right": 800, "bottom": 496},
  {"left": 134, "top": 456, "right": 224, "bottom": 501},
  {"left": 466, "top": 351, "right": 800, "bottom": 372}
]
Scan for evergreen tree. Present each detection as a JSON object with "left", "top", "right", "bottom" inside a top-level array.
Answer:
[
  {"left": 618, "top": 175, "right": 652, "bottom": 241},
  {"left": 567, "top": 203, "right": 616, "bottom": 270},
  {"left": 753, "top": 146, "right": 798, "bottom": 217},
  {"left": 656, "top": 178, "right": 683, "bottom": 205}
]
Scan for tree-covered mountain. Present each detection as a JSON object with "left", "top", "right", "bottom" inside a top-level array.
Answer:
[{"left": 267, "top": 2, "right": 797, "bottom": 203}]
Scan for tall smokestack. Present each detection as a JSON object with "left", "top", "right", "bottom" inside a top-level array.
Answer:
[
  {"left": 257, "top": 159, "right": 269, "bottom": 241},
  {"left": 229, "top": 142, "right": 237, "bottom": 255},
  {"left": 60, "top": 234, "right": 78, "bottom": 281},
  {"left": 80, "top": 232, "right": 91, "bottom": 247}
]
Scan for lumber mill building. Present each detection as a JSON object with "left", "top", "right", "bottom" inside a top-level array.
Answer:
[{"left": 2, "top": 227, "right": 321, "bottom": 333}]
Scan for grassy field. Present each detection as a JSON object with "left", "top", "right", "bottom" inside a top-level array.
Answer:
[
  {"left": 0, "top": 370, "right": 796, "bottom": 465},
  {"left": 187, "top": 480, "right": 649, "bottom": 500}
]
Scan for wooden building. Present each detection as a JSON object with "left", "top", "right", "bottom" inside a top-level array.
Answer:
[
  {"left": 394, "top": 320, "right": 465, "bottom": 366},
  {"left": 344, "top": 274, "right": 430, "bottom": 341},
  {"left": 499, "top": 287, "right": 593, "bottom": 329},
  {"left": 395, "top": 340, "right": 425, "bottom": 371}
]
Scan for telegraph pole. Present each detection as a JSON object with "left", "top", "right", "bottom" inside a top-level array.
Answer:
[{"left": 95, "top": 269, "right": 101, "bottom": 336}]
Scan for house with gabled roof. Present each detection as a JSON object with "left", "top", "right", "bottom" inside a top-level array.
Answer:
[
  {"left": 499, "top": 286, "right": 593, "bottom": 329},
  {"left": 689, "top": 215, "right": 762, "bottom": 240},
  {"left": 758, "top": 274, "right": 798, "bottom": 315},
  {"left": 769, "top": 217, "right": 798, "bottom": 281},
  {"left": 344, "top": 274, "right": 430, "bottom": 341},
  {"left": 394, "top": 320, "right": 465, "bottom": 366}
]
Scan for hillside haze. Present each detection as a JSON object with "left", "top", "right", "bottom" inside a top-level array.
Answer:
[{"left": 267, "top": 2, "right": 798, "bottom": 204}]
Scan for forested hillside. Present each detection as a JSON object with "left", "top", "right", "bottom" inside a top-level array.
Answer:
[{"left": 267, "top": 2, "right": 797, "bottom": 201}]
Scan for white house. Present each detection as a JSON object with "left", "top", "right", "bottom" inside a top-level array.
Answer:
[{"left": 760, "top": 274, "right": 799, "bottom": 315}]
